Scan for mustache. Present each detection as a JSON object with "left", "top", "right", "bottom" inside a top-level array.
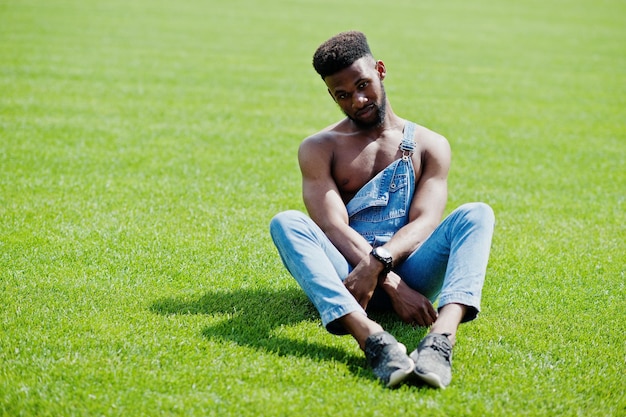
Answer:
[{"left": 356, "top": 103, "right": 376, "bottom": 117}]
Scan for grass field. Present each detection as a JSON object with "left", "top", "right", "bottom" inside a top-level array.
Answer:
[{"left": 1, "top": 0, "right": 625, "bottom": 416}]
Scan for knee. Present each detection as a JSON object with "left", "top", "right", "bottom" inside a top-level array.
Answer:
[
  {"left": 460, "top": 202, "right": 495, "bottom": 228},
  {"left": 269, "top": 210, "right": 306, "bottom": 238}
]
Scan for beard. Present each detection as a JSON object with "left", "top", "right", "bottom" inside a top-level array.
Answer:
[{"left": 345, "top": 86, "right": 387, "bottom": 129}]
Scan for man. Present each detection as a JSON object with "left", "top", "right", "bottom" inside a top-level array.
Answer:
[{"left": 270, "top": 31, "right": 495, "bottom": 389}]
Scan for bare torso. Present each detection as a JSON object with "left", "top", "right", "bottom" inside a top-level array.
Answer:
[{"left": 314, "top": 117, "right": 425, "bottom": 203}]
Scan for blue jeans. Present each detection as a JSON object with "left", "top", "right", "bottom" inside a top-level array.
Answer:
[{"left": 270, "top": 202, "right": 495, "bottom": 334}]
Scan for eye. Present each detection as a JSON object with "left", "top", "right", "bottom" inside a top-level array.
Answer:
[
  {"left": 337, "top": 93, "right": 348, "bottom": 100},
  {"left": 358, "top": 81, "right": 368, "bottom": 89}
]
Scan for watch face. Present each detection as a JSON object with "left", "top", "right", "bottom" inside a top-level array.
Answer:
[{"left": 375, "top": 247, "right": 392, "bottom": 260}]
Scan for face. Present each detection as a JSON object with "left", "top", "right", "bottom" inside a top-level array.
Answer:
[{"left": 324, "top": 57, "right": 387, "bottom": 129}]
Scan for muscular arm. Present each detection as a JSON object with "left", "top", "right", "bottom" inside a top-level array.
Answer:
[
  {"left": 383, "top": 130, "right": 451, "bottom": 261},
  {"left": 379, "top": 130, "right": 451, "bottom": 324},
  {"left": 299, "top": 135, "right": 382, "bottom": 307},
  {"left": 298, "top": 136, "right": 372, "bottom": 267}
]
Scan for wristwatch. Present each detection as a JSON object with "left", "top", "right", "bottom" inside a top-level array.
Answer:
[{"left": 370, "top": 246, "right": 393, "bottom": 274}]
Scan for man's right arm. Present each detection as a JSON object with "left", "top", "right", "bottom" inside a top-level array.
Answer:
[
  {"left": 299, "top": 136, "right": 383, "bottom": 307},
  {"left": 297, "top": 136, "right": 372, "bottom": 267}
]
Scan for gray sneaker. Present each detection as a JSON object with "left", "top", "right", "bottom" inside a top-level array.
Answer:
[
  {"left": 364, "top": 331, "right": 415, "bottom": 387},
  {"left": 410, "top": 332, "right": 453, "bottom": 389}
]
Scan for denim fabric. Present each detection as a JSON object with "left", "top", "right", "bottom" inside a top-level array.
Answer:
[
  {"left": 270, "top": 210, "right": 361, "bottom": 333},
  {"left": 269, "top": 123, "right": 495, "bottom": 334},
  {"left": 347, "top": 157, "right": 414, "bottom": 247},
  {"left": 347, "top": 120, "right": 417, "bottom": 246}
]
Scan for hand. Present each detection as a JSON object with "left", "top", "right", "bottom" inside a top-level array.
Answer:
[
  {"left": 385, "top": 274, "right": 438, "bottom": 327},
  {"left": 343, "top": 255, "right": 382, "bottom": 309}
]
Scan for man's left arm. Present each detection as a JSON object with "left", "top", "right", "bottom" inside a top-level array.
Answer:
[
  {"left": 384, "top": 131, "right": 451, "bottom": 261},
  {"left": 377, "top": 130, "right": 451, "bottom": 325},
  {"left": 344, "top": 129, "right": 451, "bottom": 313}
]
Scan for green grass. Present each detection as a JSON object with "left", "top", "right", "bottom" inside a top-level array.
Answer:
[{"left": 1, "top": 0, "right": 624, "bottom": 415}]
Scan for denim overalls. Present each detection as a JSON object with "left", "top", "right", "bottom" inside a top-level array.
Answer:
[
  {"left": 347, "top": 121, "right": 417, "bottom": 247},
  {"left": 270, "top": 122, "right": 495, "bottom": 334}
]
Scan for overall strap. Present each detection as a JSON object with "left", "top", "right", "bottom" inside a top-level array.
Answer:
[{"left": 400, "top": 121, "right": 416, "bottom": 161}]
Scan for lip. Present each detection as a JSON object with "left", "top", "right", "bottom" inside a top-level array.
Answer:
[{"left": 355, "top": 104, "right": 375, "bottom": 118}]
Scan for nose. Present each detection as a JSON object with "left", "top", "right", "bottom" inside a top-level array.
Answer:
[{"left": 353, "top": 92, "right": 368, "bottom": 109}]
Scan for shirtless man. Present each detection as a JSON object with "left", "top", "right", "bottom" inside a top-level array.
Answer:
[{"left": 270, "top": 31, "right": 495, "bottom": 388}]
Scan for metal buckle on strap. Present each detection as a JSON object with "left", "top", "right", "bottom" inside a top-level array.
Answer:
[{"left": 399, "top": 141, "right": 415, "bottom": 162}]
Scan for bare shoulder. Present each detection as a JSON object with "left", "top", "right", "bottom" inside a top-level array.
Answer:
[
  {"left": 298, "top": 120, "right": 348, "bottom": 157},
  {"left": 413, "top": 123, "right": 451, "bottom": 160},
  {"left": 297, "top": 121, "right": 346, "bottom": 177},
  {"left": 410, "top": 123, "right": 451, "bottom": 178}
]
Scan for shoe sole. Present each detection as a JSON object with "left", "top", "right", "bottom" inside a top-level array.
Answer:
[
  {"left": 387, "top": 360, "right": 415, "bottom": 388},
  {"left": 414, "top": 370, "right": 446, "bottom": 389}
]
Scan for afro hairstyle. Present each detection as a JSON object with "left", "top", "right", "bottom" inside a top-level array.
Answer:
[{"left": 312, "top": 31, "right": 374, "bottom": 79}]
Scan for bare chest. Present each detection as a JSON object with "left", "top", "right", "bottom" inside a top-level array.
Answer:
[{"left": 332, "top": 140, "right": 420, "bottom": 202}]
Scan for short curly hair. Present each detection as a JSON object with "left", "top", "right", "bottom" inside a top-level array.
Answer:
[{"left": 312, "top": 31, "right": 373, "bottom": 79}]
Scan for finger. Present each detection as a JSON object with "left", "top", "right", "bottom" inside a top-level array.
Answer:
[
  {"left": 429, "top": 305, "right": 438, "bottom": 322},
  {"left": 414, "top": 312, "right": 429, "bottom": 327},
  {"left": 418, "top": 306, "right": 436, "bottom": 327}
]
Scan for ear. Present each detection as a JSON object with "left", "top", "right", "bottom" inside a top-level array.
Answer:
[{"left": 376, "top": 60, "right": 387, "bottom": 81}]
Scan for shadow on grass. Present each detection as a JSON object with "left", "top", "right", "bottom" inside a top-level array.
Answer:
[{"left": 150, "top": 287, "right": 371, "bottom": 379}]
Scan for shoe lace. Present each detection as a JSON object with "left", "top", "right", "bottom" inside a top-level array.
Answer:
[
  {"left": 426, "top": 333, "right": 452, "bottom": 362},
  {"left": 365, "top": 332, "right": 393, "bottom": 366}
]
